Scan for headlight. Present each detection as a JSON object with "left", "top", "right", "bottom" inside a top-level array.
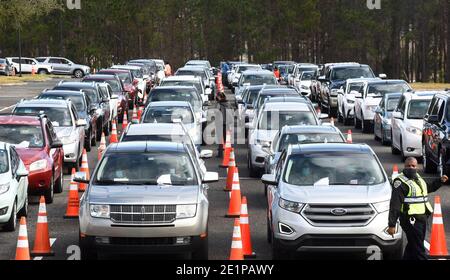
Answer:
[
  {"left": 373, "top": 200, "right": 390, "bottom": 213},
  {"left": 176, "top": 204, "right": 197, "bottom": 219},
  {"left": 279, "top": 198, "right": 304, "bottom": 213},
  {"left": 256, "top": 139, "right": 271, "bottom": 148},
  {"left": 90, "top": 204, "right": 110, "bottom": 219},
  {"left": 29, "top": 160, "right": 47, "bottom": 172},
  {"left": 0, "top": 183, "right": 10, "bottom": 195},
  {"left": 406, "top": 126, "right": 422, "bottom": 136}
]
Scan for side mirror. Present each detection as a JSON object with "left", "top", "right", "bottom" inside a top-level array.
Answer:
[
  {"left": 76, "top": 119, "right": 87, "bottom": 127},
  {"left": 200, "top": 150, "right": 213, "bottom": 159},
  {"left": 261, "top": 174, "right": 278, "bottom": 186},
  {"left": 74, "top": 172, "right": 89, "bottom": 184},
  {"left": 392, "top": 111, "right": 404, "bottom": 120},
  {"left": 337, "top": 89, "right": 344, "bottom": 95},
  {"left": 379, "top": 74, "right": 387, "bottom": 79},
  {"left": 16, "top": 168, "right": 29, "bottom": 178},
  {"left": 203, "top": 172, "right": 219, "bottom": 183},
  {"left": 51, "top": 140, "right": 63, "bottom": 149}
]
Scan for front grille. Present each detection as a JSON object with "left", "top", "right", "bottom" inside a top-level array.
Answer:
[
  {"left": 110, "top": 237, "right": 176, "bottom": 246},
  {"left": 301, "top": 204, "right": 376, "bottom": 227},
  {"left": 110, "top": 205, "right": 177, "bottom": 225}
]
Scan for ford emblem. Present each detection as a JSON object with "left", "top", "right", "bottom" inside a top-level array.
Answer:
[{"left": 331, "top": 208, "right": 348, "bottom": 216}]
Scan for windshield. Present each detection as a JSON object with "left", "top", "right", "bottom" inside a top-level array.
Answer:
[
  {"left": 238, "top": 66, "right": 261, "bottom": 73},
  {"left": 257, "top": 93, "right": 297, "bottom": 109},
  {"left": 81, "top": 89, "right": 99, "bottom": 104},
  {"left": 284, "top": 153, "right": 386, "bottom": 186},
  {"left": 245, "top": 89, "right": 261, "bottom": 104},
  {"left": 39, "top": 94, "right": 86, "bottom": 112},
  {"left": 408, "top": 100, "right": 431, "bottom": 120},
  {"left": 14, "top": 107, "right": 72, "bottom": 127},
  {"left": 130, "top": 69, "right": 143, "bottom": 78},
  {"left": 241, "top": 75, "right": 277, "bottom": 86},
  {"left": 143, "top": 106, "right": 194, "bottom": 124},
  {"left": 104, "top": 80, "right": 122, "bottom": 92},
  {"left": 0, "top": 150, "right": 8, "bottom": 173},
  {"left": 0, "top": 125, "right": 44, "bottom": 148},
  {"left": 331, "top": 67, "right": 374, "bottom": 80},
  {"left": 301, "top": 72, "right": 314, "bottom": 81},
  {"left": 177, "top": 70, "right": 207, "bottom": 80},
  {"left": 94, "top": 152, "right": 197, "bottom": 186},
  {"left": 161, "top": 81, "right": 202, "bottom": 94},
  {"left": 367, "top": 83, "right": 410, "bottom": 97},
  {"left": 149, "top": 90, "right": 201, "bottom": 110},
  {"left": 299, "top": 67, "right": 317, "bottom": 76},
  {"left": 258, "top": 111, "right": 318, "bottom": 130},
  {"left": 347, "top": 83, "right": 364, "bottom": 93},
  {"left": 278, "top": 133, "right": 345, "bottom": 152}
]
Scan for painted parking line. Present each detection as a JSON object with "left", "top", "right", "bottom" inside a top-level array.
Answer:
[
  {"left": 0, "top": 105, "right": 15, "bottom": 112},
  {"left": 33, "top": 238, "right": 57, "bottom": 261}
]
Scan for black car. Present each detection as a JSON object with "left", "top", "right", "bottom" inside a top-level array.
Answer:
[
  {"left": 38, "top": 90, "right": 99, "bottom": 152},
  {"left": 53, "top": 82, "right": 111, "bottom": 141},
  {"left": 422, "top": 91, "right": 450, "bottom": 177},
  {"left": 319, "top": 63, "right": 377, "bottom": 117}
]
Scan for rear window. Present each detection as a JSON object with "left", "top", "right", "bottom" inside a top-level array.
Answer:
[
  {"left": 278, "top": 133, "right": 345, "bottom": 152},
  {"left": 331, "top": 67, "right": 375, "bottom": 80},
  {"left": 39, "top": 94, "right": 86, "bottom": 112},
  {"left": 14, "top": 107, "right": 72, "bottom": 127},
  {"left": 0, "top": 125, "right": 44, "bottom": 148}
]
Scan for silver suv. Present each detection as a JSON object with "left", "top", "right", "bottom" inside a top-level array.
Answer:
[
  {"left": 75, "top": 141, "right": 218, "bottom": 260},
  {"left": 262, "top": 144, "right": 404, "bottom": 260},
  {"left": 36, "top": 57, "right": 90, "bottom": 78}
]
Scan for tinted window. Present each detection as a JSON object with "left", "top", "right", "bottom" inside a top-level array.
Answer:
[
  {"left": 39, "top": 94, "right": 86, "bottom": 112},
  {"left": 258, "top": 111, "right": 318, "bottom": 130},
  {"left": 161, "top": 81, "right": 202, "bottom": 94},
  {"left": 241, "top": 74, "right": 277, "bottom": 86},
  {"left": 149, "top": 90, "right": 201, "bottom": 109},
  {"left": 122, "top": 135, "right": 181, "bottom": 142},
  {"left": 36, "top": 58, "right": 46, "bottom": 63},
  {"left": 284, "top": 153, "right": 385, "bottom": 186},
  {"left": 367, "top": 83, "right": 410, "bottom": 97},
  {"left": 14, "top": 107, "right": 72, "bottom": 127},
  {"left": 0, "top": 149, "right": 8, "bottom": 173},
  {"left": 94, "top": 152, "right": 197, "bottom": 186},
  {"left": 143, "top": 106, "right": 194, "bottom": 124},
  {"left": 278, "top": 133, "right": 345, "bottom": 152},
  {"left": 176, "top": 70, "right": 207, "bottom": 80},
  {"left": 0, "top": 125, "right": 44, "bottom": 148},
  {"left": 408, "top": 100, "right": 432, "bottom": 119},
  {"left": 331, "top": 67, "right": 375, "bottom": 80}
]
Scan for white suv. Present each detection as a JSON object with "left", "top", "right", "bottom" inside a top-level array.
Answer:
[
  {"left": 0, "top": 143, "right": 29, "bottom": 232},
  {"left": 6, "top": 57, "right": 53, "bottom": 74},
  {"left": 354, "top": 80, "right": 411, "bottom": 133},
  {"left": 337, "top": 78, "right": 376, "bottom": 125},
  {"left": 391, "top": 91, "right": 435, "bottom": 159}
]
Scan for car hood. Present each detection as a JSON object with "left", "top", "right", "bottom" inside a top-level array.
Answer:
[
  {"left": 280, "top": 183, "right": 391, "bottom": 204},
  {"left": 364, "top": 97, "right": 382, "bottom": 107},
  {"left": 15, "top": 148, "right": 47, "bottom": 166},
  {"left": 54, "top": 126, "right": 74, "bottom": 138},
  {"left": 405, "top": 118, "right": 424, "bottom": 129},
  {"left": 300, "top": 81, "right": 312, "bottom": 87},
  {"left": 89, "top": 185, "right": 199, "bottom": 205}
]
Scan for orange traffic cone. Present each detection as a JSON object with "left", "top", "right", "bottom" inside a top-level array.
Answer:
[
  {"left": 392, "top": 165, "right": 399, "bottom": 180},
  {"left": 31, "top": 67, "right": 36, "bottom": 76},
  {"left": 79, "top": 149, "right": 89, "bottom": 192},
  {"left": 71, "top": 167, "right": 76, "bottom": 182},
  {"left": 132, "top": 105, "right": 138, "bottom": 124},
  {"left": 31, "top": 196, "right": 54, "bottom": 256},
  {"left": 122, "top": 111, "right": 129, "bottom": 131},
  {"left": 15, "top": 217, "right": 30, "bottom": 260},
  {"left": 110, "top": 120, "right": 119, "bottom": 143},
  {"left": 229, "top": 218, "right": 244, "bottom": 260},
  {"left": 220, "top": 131, "right": 232, "bottom": 168},
  {"left": 226, "top": 168, "right": 242, "bottom": 218},
  {"left": 98, "top": 132, "right": 107, "bottom": 160},
  {"left": 347, "top": 130, "right": 353, "bottom": 144},
  {"left": 240, "top": 197, "right": 256, "bottom": 258},
  {"left": 430, "top": 196, "right": 449, "bottom": 258},
  {"left": 225, "top": 149, "right": 236, "bottom": 192},
  {"left": 64, "top": 180, "right": 80, "bottom": 219},
  {"left": 138, "top": 106, "right": 144, "bottom": 122}
]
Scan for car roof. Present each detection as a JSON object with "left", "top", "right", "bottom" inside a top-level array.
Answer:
[
  {"left": 260, "top": 87, "right": 298, "bottom": 94},
  {"left": 15, "top": 99, "right": 69, "bottom": 108},
  {"left": 331, "top": 64, "right": 370, "bottom": 69},
  {"left": 403, "top": 91, "right": 437, "bottom": 100},
  {"left": 265, "top": 96, "right": 309, "bottom": 103},
  {"left": 112, "top": 65, "right": 141, "bottom": 70},
  {"left": 106, "top": 141, "right": 186, "bottom": 154},
  {"left": 148, "top": 101, "right": 191, "bottom": 108},
  {"left": 99, "top": 69, "right": 130, "bottom": 74},
  {"left": 347, "top": 78, "right": 381, "bottom": 84},
  {"left": 281, "top": 125, "right": 340, "bottom": 135},
  {"left": 289, "top": 143, "right": 373, "bottom": 155},
  {"left": 153, "top": 85, "right": 196, "bottom": 91},
  {"left": 56, "top": 82, "right": 98, "bottom": 89},
  {"left": 384, "top": 93, "right": 403, "bottom": 99},
  {"left": 365, "top": 79, "right": 408, "bottom": 85},
  {"left": 178, "top": 66, "right": 206, "bottom": 72},
  {"left": 41, "top": 90, "right": 84, "bottom": 96},
  {"left": 163, "top": 76, "right": 201, "bottom": 82},
  {"left": 242, "top": 70, "right": 273, "bottom": 75},
  {"left": 263, "top": 102, "right": 310, "bottom": 112},
  {"left": 0, "top": 115, "right": 42, "bottom": 126},
  {"left": 83, "top": 74, "right": 118, "bottom": 80},
  {"left": 125, "top": 124, "right": 185, "bottom": 136}
]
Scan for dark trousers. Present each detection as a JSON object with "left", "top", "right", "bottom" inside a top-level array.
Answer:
[{"left": 400, "top": 215, "right": 428, "bottom": 260}]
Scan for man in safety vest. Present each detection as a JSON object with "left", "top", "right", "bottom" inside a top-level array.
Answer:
[{"left": 388, "top": 157, "right": 448, "bottom": 260}]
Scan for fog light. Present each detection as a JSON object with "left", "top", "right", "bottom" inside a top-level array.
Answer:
[
  {"left": 95, "top": 237, "right": 110, "bottom": 244},
  {"left": 0, "top": 207, "right": 8, "bottom": 215},
  {"left": 278, "top": 223, "right": 295, "bottom": 235},
  {"left": 176, "top": 237, "right": 191, "bottom": 245},
  {"left": 407, "top": 148, "right": 415, "bottom": 152},
  {"left": 256, "top": 157, "right": 265, "bottom": 163}
]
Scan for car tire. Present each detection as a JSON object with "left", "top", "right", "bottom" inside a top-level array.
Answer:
[
  {"left": 38, "top": 69, "right": 48, "bottom": 75},
  {"left": 381, "top": 129, "right": 389, "bottom": 146},
  {"left": 104, "top": 121, "right": 110, "bottom": 137},
  {"left": 80, "top": 234, "right": 98, "bottom": 260},
  {"left": 3, "top": 200, "right": 17, "bottom": 232},
  {"left": 400, "top": 138, "right": 407, "bottom": 161},
  {"left": 44, "top": 174, "right": 55, "bottom": 204},
  {"left": 248, "top": 153, "right": 259, "bottom": 178},
  {"left": 374, "top": 128, "right": 381, "bottom": 141},
  {"left": 55, "top": 169, "right": 64, "bottom": 194},
  {"left": 191, "top": 237, "right": 209, "bottom": 260},
  {"left": 423, "top": 143, "right": 437, "bottom": 173},
  {"left": 73, "top": 70, "right": 84, "bottom": 79},
  {"left": 18, "top": 195, "right": 28, "bottom": 218},
  {"left": 391, "top": 141, "right": 401, "bottom": 155},
  {"left": 354, "top": 116, "right": 362, "bottom": 129},
  {"left": 96, "top": 120, "right": 103, "bottom": 141}
]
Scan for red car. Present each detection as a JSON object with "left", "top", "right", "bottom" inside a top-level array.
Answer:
[
  {"left": 0, "top": 115, "right": 64, "bottom": 203},
  {"left": 98, "top": 69, "right": 139, "bottom": 109}
]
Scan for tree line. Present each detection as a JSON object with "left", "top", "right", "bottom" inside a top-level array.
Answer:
[{"left": 0, "top": 0, "right": 449, "bottom": 82}]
